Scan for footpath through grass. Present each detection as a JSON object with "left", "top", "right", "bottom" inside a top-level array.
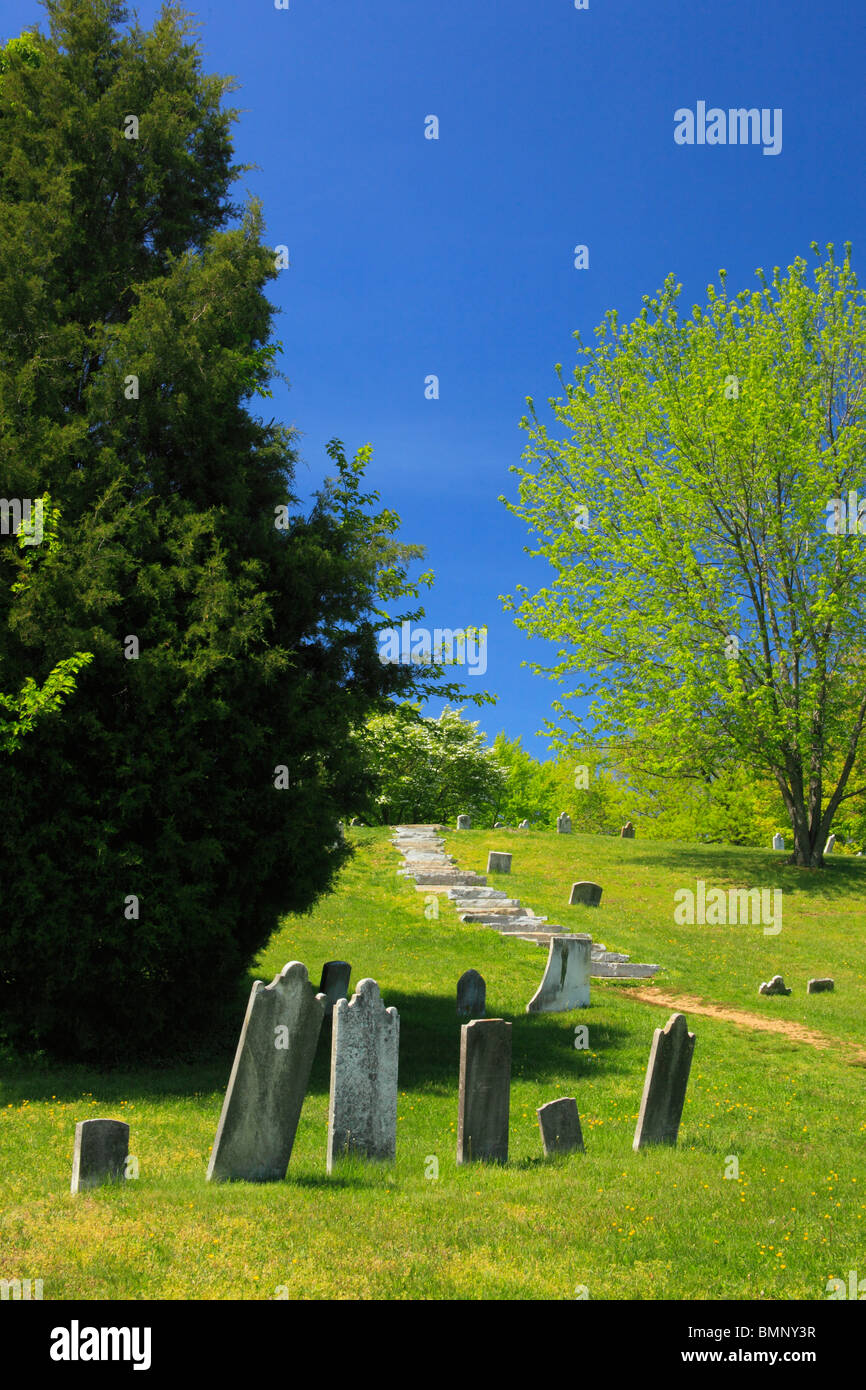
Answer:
[{"left": 1, "top": 828, "right": 864, "bottom": 1299}]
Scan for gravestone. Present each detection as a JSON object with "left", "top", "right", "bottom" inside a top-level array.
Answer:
[
  {"left": 493, "top": 821, "right": 506, "bottom": 828},
  {"left": 350, "top": 817, "right": 363, "bottom": 826},
  {"left": 318, "top": 960, "right": 351, "bottom": 1018},
  {"left": 457, "top": 815, "right": 471, "bottom": 830},
  {"left": 620, "top": 821, "right": 635, "bottom": 839},
  {"left": 807, "top": 977, "right": 835, "bottom": 994},
  {"left": 327, "top": 979, "right": 399, "bottom": 1172},
  {"left": 537, "top": 1097, "right": 584, "bottom": 1155},
  {"left": 518, "top": 819, "right": 530, "bottom": 830},
  {"left": 70, "top": 1119, "right": 129, "bottom": 1194},
  {"left": 758, "top": 974, "right": 791, "bottom": 996},
  {"left": 772, "top": 833, "right": 785, "bottom": 850},
  {"left": 633, "top": 1012, "right": 696, "bottom": 1150},
  {"left": 207, "top": 961, "right": 326, "bottom": 1183},
  {"left": 457, "top": 969, "right": 486, "bottom": 1018},
  {"left": 487, "top": 851, "right": 512, "bottom": 874},
  {"left": 556, "top": 812, "right": 572, "bottom": 834},
  {"left": 569, "top": 881, "right": 603, "bottom": 907},
  {"left": 824, "top": 833, "right": 836, "bottom": 855},
  {"left": 457, "top": 1019, "right": 511, "bottom": 1164},
  {"left": 526, "top": 935, "right": 591, "bottom": 1013}
]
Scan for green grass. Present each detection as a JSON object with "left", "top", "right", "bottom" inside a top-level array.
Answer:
[{"left": 1, "top": 827, "right": 865, "bottom": 1300}]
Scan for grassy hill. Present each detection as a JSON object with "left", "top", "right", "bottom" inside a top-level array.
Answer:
[{"left": 1, "top": 827, "right": 864, "bottom": 1300}]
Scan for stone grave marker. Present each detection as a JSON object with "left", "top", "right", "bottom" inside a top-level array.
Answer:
[
  {"left": 620, "top": 821, "right": 635, "bottom": 839},
  {"left": 824, "top": 833, "right": 836, "bottom": 855},
  {"left": 456, "top": 968, "right": 486, "bottom": 1018},
  {"left": 537, "top": 1097, "right": 585, "bottom": 1155},
  {"left": 526, "top": 935, "right": 591, "bottom": 1013},
  {"left": 772, "top": 833, "right": 785, "bottom": 850},
  {"left": 70, "top": 1119, "right": 130, "bottom": 1194},
  {"left": 556, "top": 812, "right": 572, "bottom": 834},
  {"left": 457, "top": 814, "right": 471, "bottom": 830},
  {"left": 633, "top": 1012, "right": 696, "bottom": 1150},
  {"left": 207, "top": 961, "right": 326, "bottom": 1183},
  {"left": 487, "top": 851, "right": 512, "bottom": 874},
  {"left": 518, "top": 819, "right": 530, "bottom": 830},
  {"left": 569, "top": 881, "right": 603, "bottom": 907},
  {"left": 807, "top": 977, "right": 835, "bottom": 993},
  {"left": 758, "top": 974, "right": 791, "bottom": 996},
  {"left": 327, "top": 979, "right": 399, "bottom": 1172},
  {"left": 457, "top": 1019, "right": 511, "bottom": 1164}
]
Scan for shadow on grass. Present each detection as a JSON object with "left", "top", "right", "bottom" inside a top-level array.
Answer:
[{"left": 618, "top": 843, "right": 866, "bottom": 902}]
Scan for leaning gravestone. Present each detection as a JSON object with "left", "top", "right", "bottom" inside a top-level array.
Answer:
[
  {"left": 569, "top": 881, "right": 603, "bottom": 907},
  {"left": 537, "top": 1097, "right": 585, "bottom": 1155},
  {"left": 620, "top": 821, "right": 635, "bottom": 839},
  {"left": 457, "top": 1019, "right": 511, "bottom": 1164},
  {"left": 556, "top": 812, "right": 572, "bottom": 834},
  {"left": 807, "top": 977, "right": 835, "bottom": 994},
  {"left": 759, "top": 974, "right": 791, "bottom": 996},
  {"left": 487, "top": 851, "right": 512, "bottom": 874},
  {"left": 526, "top": 935, "right": 591, "bottom": 1013},
  {"left": 633, "top": 1012, "right": 696, "bottom": 1151},
  {"left": 772, "top": 833, "right": 785, "bottom": 851},
  {"left": 327, "top": 979, "right": 399, "bottom": 1172},
  {"left": 318, "top": 960, "right": 351, "bottom": 1017},
  {"left": 457, "top": 814, "right": 471, "bottom": 830},
  {"left": 207, "top": 961, "right": 326, "bottom": 1183},
  {"left": 71, "top": 1119, "right": 130, "bottom": 1194},
  {"left": 457, "top": 969, "right": 486, "bottom": 1018},
  {"left": 824, "top": 833, "right": 836, "bottom": 855}
]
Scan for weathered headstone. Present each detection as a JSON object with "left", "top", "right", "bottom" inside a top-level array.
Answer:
[
  {"left": 457, "top": 1019, "right": 511, "bottom": 1164},
  {"left": 824, "top": 833, "right": 836, "bottom": 855},
  {"left": 70, "top": 1119, "right": 130, "bottom": 1194},
  {"left": 807, "top": 977, "right": 835, "bottom": 994},
  {"left": 758, "top": 974, "right": 791, "bottom": 996},
  {"left": 526, "top": 935, "right": 591, "bottom": 1013},
  {"left": 772, "top": 832, "right": 785, "bottom": 851},
  {"left": 537, "top": 1097, "right": 585, "bottom": 1155},
  {"left": 569, "top": 881, "right": 603, "bottom": 907},
  {"left": 518, "top": 819, "right": 530, "bottom": 830},
  {"left": 633, "top": 1012, "right": 696, "bottom": 1151},
  {"left": 207, "top": 961, "right": 326, "bottom": 1183},
  {"left": 327, "top": 979, "right": 399, "bottom": 1172},
  {"left": 620, "top": 821, "right": 635, "bottom": 839},
  {"left": 487, "top": 850, "right": 512, "bottom": 874},
  {"left": 456, "top": 968, "right": 486, "bottom": 1018},
  {"left": 556, "top": 812, "right": 572, "bottom": 834},
  {"left": 318, "top": 960, "right": 351, "bottom": 1017},
  {"left": 457, "top": 814, "right": 471, "bottom": 830}
]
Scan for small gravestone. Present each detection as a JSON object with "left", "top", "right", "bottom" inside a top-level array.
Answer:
[
  {"left": 487, "top": 851, "right": 512, "bottom": 874},
  {"left": 633, "top": 1012, "right": 696, "bottom": 1150},
  {"left": 457, "top": 814, "right": 471, "bottom": 830},
  {"left": 518, "top": 819, "right": 530, "bottom": 830},
  {"left": 556, "top": 812, "right": 572, "bottom": 834},
  {"left": 824, "top": 833, "right": 836, "bottom": 855},
  {"left": 758, "top": 974, "right": 791, "bottom": 996},
  {"left": 807, "top": 977, "right": 835, "bottom": 993},
  {"left": 457, "top": 1019, "right": 511, "bottom": 1164},
  {"left": 569, "top": 881, "right": 602, "bottom": 907},
  {"left": 493, "top": 821, "right": 506, "bottom": 828},
  {"left": 318, "top": 960, "right": 351, "bottom": 1018},
  {"left": 620, "top": 821, "right": 635, "bottom": 839},
  {"left": 350, "top": 817, "right": 363, "bottom": 826},
  {"left": 537, "top": 1097, "right": 584, "bottom": 1155},
  {"left": 526, "top": 935, "right": 591, "bottom": 1012},
  {"left": 327, "top": 979, "right": 399, "bottom": 1172},
  {"left": 772, "top": 833, "right": 785, "bottom": 851},
  {"left": 457, "top": 968, "right": 486, "bottom": 1018},
  {"left": 70, "top": 1119, "right": 130, "bottom": 1194},
  {"left": 207, "top": 961, "right": 326, "bottom": 1182}
]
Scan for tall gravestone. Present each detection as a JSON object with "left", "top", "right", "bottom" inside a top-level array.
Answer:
[
  {"left": 526, "top": 935, "right": 591, "bottom": 1012},
  {"left": 207, "top": 961, "right": 326, "bottom": 1182},
  {"left": 824, "top": 833, "right": 836, "bottom": 855},
  {"left": 457, "top": 815, "right": 471, "bottom": 830},
  {"left": 318, "top": 960, "right": 351, "bottom": 1018},
  {"left": 537, "top": 1098, "right": 584, "bottom": 1155},
  {"left": 633, "top": 1012, "right": 696, "bottom": 1150},
  {"left": 457, "top": 969, "right": 486, "bottom": 1018},
  {"left": 569, "top": 881, "right": 602, "bottom": 907},
  {"left": 457, "top": 1019, "right": 511, "bottom": 1164},
  {"left": 556, "top": 812, "right": 572, "bottom": 834},
  {"left": 772, "top": 833, "right": 785, "bottom": 851},
  {"left": 70, "top": 1119, "right": 130, "bottom": 1194},
  {"left": 327, "top": 979, "right": 400, "bottom": 1172}
]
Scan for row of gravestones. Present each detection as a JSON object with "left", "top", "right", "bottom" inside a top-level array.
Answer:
[
  {"left": 458, "top": 814, "right": 635, "bottom": 838},
  {"left": 772, "top": 831, "right": 862, "bottom": 855}
]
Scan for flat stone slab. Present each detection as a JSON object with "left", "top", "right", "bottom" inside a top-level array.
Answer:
[
  {"left": 327, "top": 979, "right": 399, "bottom": 1171},
  {"left": 207, "top": 961, "right": 326, "bottom": 1183},
  {"left": 447, "top": 887, "right": 512, "bottom": 900},
  {"left": 457, "top": 969, "right": 486, "bottom": 1017},
  {"left": 807, "top": 977, "right": 835, "bottom": 993},
  {"left": 590, "top": 961, "right": 659, "bottom": 978},
  {"left": 487, "top": 851, "right": 512, "bottom": 874},
  {"left": 537, "top": 1097, "right": 585, "bottom": 1155},
  {"left": 411, "top": 872, "right": 488, "bottom": 887},
  {"left": 633, "top": 1012, "right": 696, "bottom": 1150},
  {"left": 759, "top": 974, "right": 791, "bottom": 996},
  {"left": 462, "top": 915, "right": 549, "bottom": 930},
  {"left": 526, "top": 935, "right": 591, "bottom": 1012},
  {"left": 71, "top": 1119, "right": 130, "bottom": 1194},
  {"left": 457, "top": 1019, "right": 511, "bottom": 1164},
  {"left": 569, "top": 881, "right": 603, "bottom": 907}
]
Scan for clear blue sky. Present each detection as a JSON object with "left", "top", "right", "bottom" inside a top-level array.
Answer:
[{"left": 7, "top": 0, "right": 866, "bottom": 756}]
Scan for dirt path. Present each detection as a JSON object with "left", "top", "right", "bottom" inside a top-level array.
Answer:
[{"left": 623, "top": 986, "right": 866, "bottom": 1066}]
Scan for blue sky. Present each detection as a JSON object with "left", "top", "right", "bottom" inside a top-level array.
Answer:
[{"left": 7, "top": 0, "right": 866, "bottom": 756}]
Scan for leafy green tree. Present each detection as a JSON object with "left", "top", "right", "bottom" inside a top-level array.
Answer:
[
  {"left": 0, "top": 1, "right": 462, "bottom": 1060},
  {"left": 502, "top": 245, "right": 866, "bottom": 868}
]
